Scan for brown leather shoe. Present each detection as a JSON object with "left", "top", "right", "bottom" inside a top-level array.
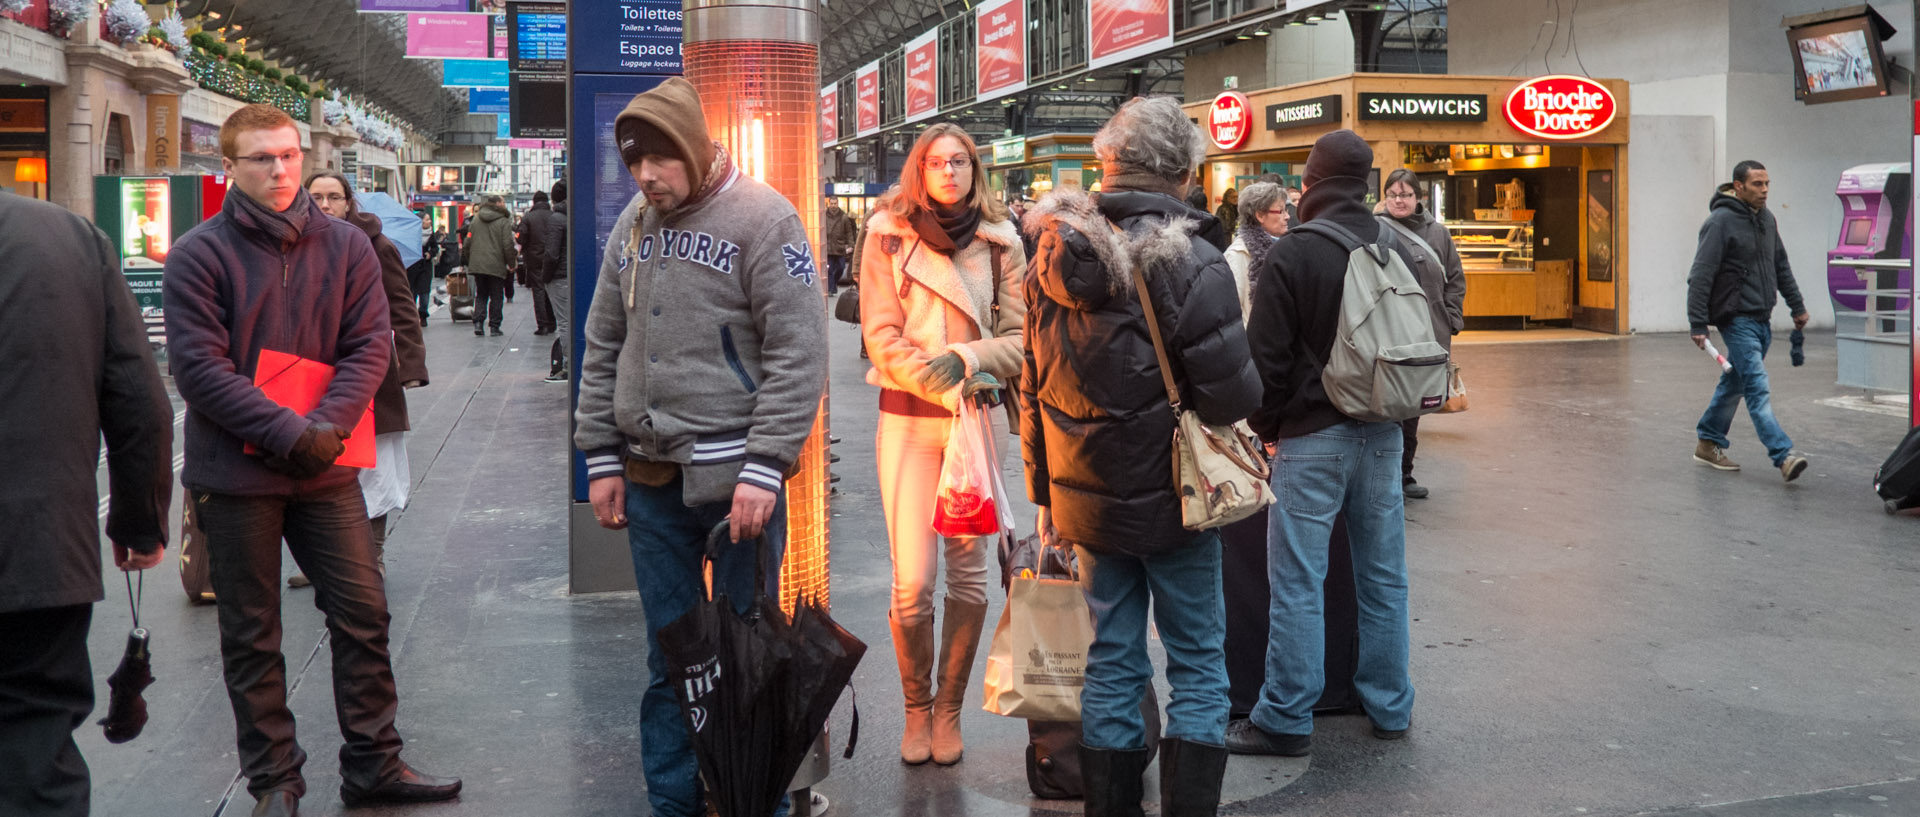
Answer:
[
  {"left": 251, "top": 790, "right": 298, "bottom": 817},
  {"left": 339, "top": 764, "right": 461, "bottom": 806}
]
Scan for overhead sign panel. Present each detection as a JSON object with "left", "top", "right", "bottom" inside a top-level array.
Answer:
[
  {"left": 904, "top": 30, "right": 939, "bottom": 123},
  {"left": 1357, "top": 92, "right": 1488, "bottom": 122},
  {"left": 571, "top": 0, "right": 682, "bottom": 75},
  {"left": 975, "top": 0, "right": 1025, "bottom": 102},
  {"left": 468, "top": 87, "right": 510, "bottom": 113},
  {"left": 855, "top": 60, "right": 880, "bottom": 137},
  {"left": 1267, "top": 94, "right": 1342, "bottom": 131},
  {"left": 406, "top": 12, "right": 492, "bottom": 59},
  {"left": 441, "top": 58, "right": 509, "bottom": 87},
  {"left": 821, "top": 86, "right": 839, "bottom": 145},
  {"left": 1088, "top": 0, "right": 1171, "bottom": 71},
  {"left": 361, "top": 0, "right": 470, "bottom": 12},
  {"left": 507, "top": 3, "right": 566, "bottom": 73}
]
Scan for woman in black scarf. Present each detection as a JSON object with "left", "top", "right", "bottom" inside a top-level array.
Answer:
[{"left": 1223, "top": 181, "right": 1289, "bottom": 323}]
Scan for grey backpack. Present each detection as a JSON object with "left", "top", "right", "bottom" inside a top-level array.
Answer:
[{"left": 1294, "top": 221, "right": 1450, "bottom": 423}]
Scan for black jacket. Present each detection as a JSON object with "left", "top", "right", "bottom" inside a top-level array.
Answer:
[
  {"left": 543, "top": 200, "right": 569, "bottom": 279},
  {"left": 1247, "top": 176, "right": 1420, "bottom": 440},
  {"left": 348, "top": 210, "right": 429, "bottom": 434},
  {"left": 1687, "top": 190, "right": 1806, "bottom": 334},
  {"left": 0, "top": 192, "right": 173, "bottom": 613},
  {"left": 518, "top": 201, "right": 561, "bottom": 280},
  {"left": 1019, "top": 188, "right": 1259, "bottom": 555}
]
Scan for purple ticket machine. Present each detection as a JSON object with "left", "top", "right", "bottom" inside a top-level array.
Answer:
[{"left": 1828, "top": 163, "right": 1912, "bottom": 319}]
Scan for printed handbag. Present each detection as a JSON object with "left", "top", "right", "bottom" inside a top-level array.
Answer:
[
  {"left": 1437, "top": 361, "right": 1468, "bottom": 413},
  {"left": 1127, "top": 251, "right": 1274, "bottom": 530}
]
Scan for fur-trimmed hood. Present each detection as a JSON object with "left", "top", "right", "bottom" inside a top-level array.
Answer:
[{"left": 1020, "top": 188, "right": 1212, "bottom": 308}]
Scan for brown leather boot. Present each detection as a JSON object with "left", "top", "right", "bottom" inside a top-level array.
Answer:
[
  {"left": 890, "top": 611, "right": 936, "bottom": 765},
  {"left": 931, "top": 598, "right": 987, "bottom": 765}
]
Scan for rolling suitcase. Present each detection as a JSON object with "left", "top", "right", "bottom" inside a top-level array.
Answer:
[
  {"left": 1220, "top": 508, "right": 1360, "bottom": 716},
  {"left": 1875, "top": 425, "right": 1920, "bottom": 513},
  {"left": 445, "top": 271, "right": 476, "bottom": 322}
]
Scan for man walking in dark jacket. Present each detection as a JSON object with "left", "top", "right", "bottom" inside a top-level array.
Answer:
[
  {"left": 543, "top": 181, "right": 572, "bottom": 382},
  {"left": 1687, "top": 160, "right": 1810, "bottom": 481},
  {"left": 518, "top": 190, "right": 561, "bottom": 335},
  {"left": 0, "top": 191, "right": 173, "bottom": 817},
  {"left": 1229, "top": 129, "right": 1416, "bottom": 758},
  {"left": 464, "top": 195, "right": 518, "bottom": 336},
  {"left": 163, "top": 103, "right": 459, "bottom": 817},
  {"left": 822, "top": 197, "right": 855, "bottom": 296}
]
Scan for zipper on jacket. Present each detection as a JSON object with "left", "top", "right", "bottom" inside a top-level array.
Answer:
[{"left": 282, "top": 253, "right": 289, "bottom": 288}]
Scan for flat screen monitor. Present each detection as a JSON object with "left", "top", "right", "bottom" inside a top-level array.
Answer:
[
  {"left": 510, "top": 73, "right": 567, "bottom": 139},
  {"left": 1788, "top": 14, "right": 1891, "bottom": 104},
  {"left": 506, "top": 2, "right": 566, "bottom": 74},
  {"left": 1844, "top": 216, "right": 1875, "bottom": 246}
]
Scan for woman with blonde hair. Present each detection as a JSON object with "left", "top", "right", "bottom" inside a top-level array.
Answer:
[{"left": 860, "top": 122, "right": 1026, "bottom": 766}]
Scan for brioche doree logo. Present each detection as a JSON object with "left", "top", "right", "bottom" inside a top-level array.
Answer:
[
  {"left": 1504, "top": 75, "right": 1616, "bottom": 140},
  {"left": 1209, "top": 91, "right": 1251, "bottom": 150}
]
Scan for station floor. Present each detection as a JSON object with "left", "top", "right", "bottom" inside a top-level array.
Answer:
[{"left": 73, "top": 298, "right": 1920, "bottom": 817}]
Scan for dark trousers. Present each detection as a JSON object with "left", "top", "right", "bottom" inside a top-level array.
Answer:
[
  {"left": 0, "top": 604, "right": 93, "bottom": 817},
  {"left": 472, "top": 275, "right": 507, "bottom": 331},
  {"left": 408, "top": 261, "right": 434, "bottom": 318},
  {"left": 1399, "top": 417, "right": 1419, "bottom": 479},
  {"left": 197, "top": 484, "right": 404, "bottom": 798},
  {"left": 529, "top": 276, "right": 555, "bottom": 333},
  {"left": 825, "top": 255, "right": 848, "bottom": 295}
]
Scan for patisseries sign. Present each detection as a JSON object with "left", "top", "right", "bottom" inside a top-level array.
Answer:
[{"left": 1504, "top": 75, "right": 1616, "bottom": 140}]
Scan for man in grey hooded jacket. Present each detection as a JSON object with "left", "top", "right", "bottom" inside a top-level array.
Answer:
[{"left": 573, "top": 77, "right": 826, "bottom": 817}]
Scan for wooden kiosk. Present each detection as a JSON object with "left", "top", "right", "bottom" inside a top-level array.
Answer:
[{"left": 1187, "top": 73, "right": 1631, "bottom": 334}]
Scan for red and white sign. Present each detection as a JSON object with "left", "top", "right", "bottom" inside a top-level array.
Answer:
[
  {"left": 1089, "top": 0, "right": 1172, "bottom": 71},
  {"left": 821, "top": 86, "right": 839, "bottom": 145},
  {"left": 1503, "top": 75, "right": 1617, "bottom": 140},
  {"left": 855, "top": 61, "right": 881, "bottom": 137},
  {"left": 975, "top": 0, "right": 1026, "bottom": 102},
  {"left": 904, "top": 30, "right": 939, "bottom": 123},
  {"left": 1208, "top": 91, "right": 1252, "bottom": 150}
]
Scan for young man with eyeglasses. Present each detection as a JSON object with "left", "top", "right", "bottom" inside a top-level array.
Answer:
[{"left": 163, "top": 103, "right": 460, "bottom": 817}]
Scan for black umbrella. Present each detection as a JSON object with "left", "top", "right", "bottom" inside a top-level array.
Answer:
[
  {"left": 658, "top": 521, "right": 865, "bottom": 817},
  {"left": 98, "top": 572, "right": 153, "bottom": 744}
]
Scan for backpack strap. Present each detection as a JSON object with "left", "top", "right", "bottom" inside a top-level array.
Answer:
[
  {"left": 1292, "top": 220, "right": 1397, "bottom": 266},
  {"left": 1378, "top": 216, "right": 1445, "bottom": 273}
]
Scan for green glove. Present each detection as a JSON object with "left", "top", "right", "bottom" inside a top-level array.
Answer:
[
  {"left": 962, "top": 371, "right": 1001, "bottom": 396},
  {"left": 917, "top": 352, "right": 966, "bottom": 393}
]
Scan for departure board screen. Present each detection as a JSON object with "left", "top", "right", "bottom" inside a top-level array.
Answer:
[{"left": 507, "top": 3, "right": 566, "bottom": 73}]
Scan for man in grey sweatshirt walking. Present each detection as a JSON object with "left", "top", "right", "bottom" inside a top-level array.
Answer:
[{"left": 573, "top": 77, "right": 827, "bottom": 817}]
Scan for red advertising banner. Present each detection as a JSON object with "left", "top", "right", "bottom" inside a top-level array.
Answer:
[
  {"left": 975, "top": 0, "right": 1025, "bottom": 102},
  {"left": 1088, "top": 0, "right": 1171, "bottom": 70},
  {"left": 904, "top": 30, "right": 939, "bottom": 123},
  {"left": 856, "top": 61, "right": 881, "bottom": 136},
  {"left": 821, "top": 86, "right": 839, "bottom": 145},
  {"left": 405, "top": 12, "right": 491, "bottom": 59}
]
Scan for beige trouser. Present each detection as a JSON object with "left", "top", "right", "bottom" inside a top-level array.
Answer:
[{"left": 875, "top": 408, "right": 1009, "bottom": 624}]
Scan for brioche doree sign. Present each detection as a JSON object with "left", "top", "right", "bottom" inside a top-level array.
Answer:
[
  {"left": 1504, "top": 75, "right": 1616, "bottom": 140},
  {"left": 1208, "top": 91, "right": 1251, "bottom": 150}
]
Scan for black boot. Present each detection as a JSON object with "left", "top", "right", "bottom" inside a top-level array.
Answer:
[
  {"left": 1159, "top": 738, "right": 1229, "bottom": 817},
  {"left": 1079, "top": 742, "right": 1148, "bottom": 817}
]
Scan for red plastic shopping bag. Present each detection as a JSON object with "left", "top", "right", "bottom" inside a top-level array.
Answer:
[{"left": 933, "top": 396, "right": 1002, "bottom": 537}]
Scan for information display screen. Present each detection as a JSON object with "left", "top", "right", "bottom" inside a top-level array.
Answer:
[
  {"left": 507, "top": 2, "right": 566, "bottom": 73},
  {"left": 511, "top": 73, "right": 568, "bottom": 139}
]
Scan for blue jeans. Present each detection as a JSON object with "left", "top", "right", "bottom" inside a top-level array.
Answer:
[
  {"left": 626, "top": 475, "right": 788, "bottom": 817},
  {"left": 1075, "top": 534, "right": 1230, "bottom": 750},
  {"left": 1252, "top": 421, "right": 1414, "bottom": 735},
  {"left": 1697, "top": 316, "right": 1794, "bottom": 466}
]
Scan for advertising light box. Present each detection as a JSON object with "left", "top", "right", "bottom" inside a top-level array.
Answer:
[
  {"left": 441, "top": 58, "right": 509, "bottom": 87},
  {"left": 406, "top": 13, "right": 491, "bottom": 59},
  {"left": 904, "top": 30, "right": 939, "bottom": 123},
  {"left": 975, "top": 0, "right": 1025, "bottom": 102}
]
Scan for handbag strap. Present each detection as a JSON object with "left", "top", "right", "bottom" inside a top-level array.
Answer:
[
  {"left": 1125, "top": 227, "right": 1184, "bottom": 412},
  {"left": 1378, "top": 216, "right": 1445, "bottom": 274}
]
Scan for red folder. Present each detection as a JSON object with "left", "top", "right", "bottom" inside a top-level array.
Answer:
[{"left": 242, "top": 348, "right": 377, "bottom": 468}]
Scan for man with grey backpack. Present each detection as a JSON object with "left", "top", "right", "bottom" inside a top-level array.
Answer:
[{"left": 1230, "top": 130, "right": 1444, "bottom": 758}]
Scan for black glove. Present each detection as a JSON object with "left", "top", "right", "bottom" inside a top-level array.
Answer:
[
  {"left": 1790, "top": 328, "right": 1805, "bottom": 367},
  {"left": 263, "top": 422, "right": 349, "bottom": 479},
  {"left": 917, "top": 352, "right": 966, "bottom": 393}
]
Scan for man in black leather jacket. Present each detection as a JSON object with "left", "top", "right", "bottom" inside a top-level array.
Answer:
[{"left": 1020, "top": 95, "right": 1259, "bottom": 817}]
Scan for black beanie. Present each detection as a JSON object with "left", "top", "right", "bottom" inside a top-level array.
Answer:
[
  {"left": 1303, "top": 129, "right": 1373, "bottom": 187},
  {"left": 550, "top": 180, "right": 567, "bottom": 203},
  {"left": 532, "top": 190, "right": 549, "bottom": 203},
  {"left": 617, "top": 117, "right": 682, "bottom": 168}
]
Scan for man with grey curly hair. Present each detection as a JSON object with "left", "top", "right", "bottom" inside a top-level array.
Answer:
[{"left": 1019, "top": 94, "right": 1258, "bottom": 815}]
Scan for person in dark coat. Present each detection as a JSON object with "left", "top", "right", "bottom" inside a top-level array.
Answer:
[
  {"left": 0, "top": 191, "right": 173, "bottom": 817},
  {"left": 822, "top": 197, "right": 856, "bottom": 296},
  {"left": 1213, "top": 185, "right": 1239, "bottom": 236},
  {"left": 463, "top": 195, "right": 518, "bottom": 336},
  {"left": 1687, "top": 160, "right": 1810, "bottom": 480},
  {"left": 1378, "top": 168, "right": 1465, "bottom": 499},
  {"left": 306, "top": 170, "right": 430, "bottom": 575},
  {"left": 434, "top": 227, "right": 460, "bottom": 278},
  {"left": 1229, "top": 129, "right": 1417, "bottom": 760},
  {"left": 1020, "top": 95, "right": 1259, "bottom": 816},
  {"left": 518, "top": 190, "right": 561, "bottom": 335},
  {"left": 163, "top": 104, "right": 459, "bottom": 817},
  {"left": 542, "top": 181, "right": 572, "bottom": 381},
  {"left": 409, "top": 222, "right": 439, "bottom": 319}
]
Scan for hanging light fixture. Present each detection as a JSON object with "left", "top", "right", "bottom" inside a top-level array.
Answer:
[{"left": 14, "top": 157, "right": 47, "bottom": 199}]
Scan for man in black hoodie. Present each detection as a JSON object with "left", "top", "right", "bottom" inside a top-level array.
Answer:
[
  {"left": 1687, "top": 161, "right": 1809, "bottom": 481},
  {"left": 1229, "top": 130, "right": 1416, "bottom": 758},
  {"left": 519, "top": 189, "right": 561, "bottom": 335}
]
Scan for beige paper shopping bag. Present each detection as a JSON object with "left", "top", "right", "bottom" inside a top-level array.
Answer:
[{"left": 980, "top": 575, "right": 1094, "bottom": 721}]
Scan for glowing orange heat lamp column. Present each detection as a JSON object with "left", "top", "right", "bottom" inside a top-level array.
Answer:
[{"left": 682, "top": 0, "right": 827, "bottom": 618}]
